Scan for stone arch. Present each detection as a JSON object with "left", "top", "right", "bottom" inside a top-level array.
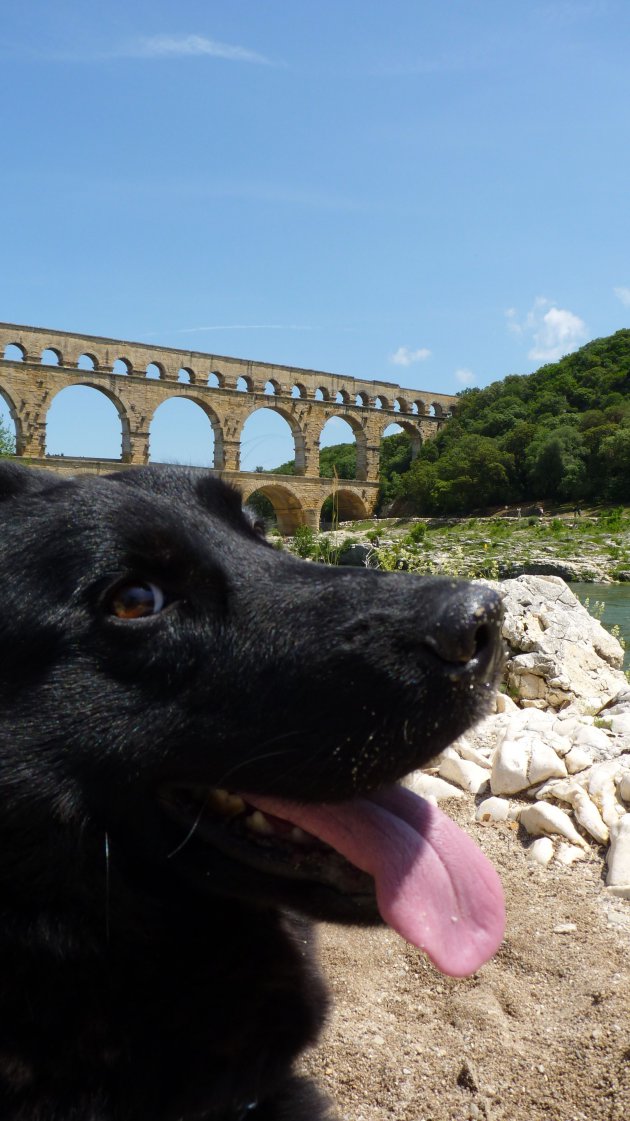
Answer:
[
  {"left": 414, "top": 398, "right": 428, "bottom": 416},
  {"left": 315, "top": 386, "right": 331, "bottom": 401},
  {"left": 178, "top": 367, "right": 194, "bottom": 384},
  {"left": 45, "top": 382, "right": 130, "bottom": 460},
  {"left": 77, "top": 353, "right": 98, "bottom": 371},
  {"left": 0, "top": 384, "right": 21, "bottom": 453},
  {"left": 394, "top": 396, "right": 411, "bottom": 413},
  {"left": 148, "top": 396, "right": 220, "bottom": 467},
  {"left": 3, "top": 343, "right": 25, "bottom": 361},
  {"left": 319, "top": 487, "right": 368, "bottom": 527},
  {"left": 335, "top": 389, "right": 351, "bottom": 404},
  {"left": 146, "top": 361, "right": 164, "bottom": 380},
  {"left": 41, "top": 347, "right": 62, "bottom": 366},
  {"left": 430, "top": 401, "right": 444, "bottom": 418},
  {"left": 381, "top": 419, "right": 422, "bottom": 462},
  {"left": 237, "top": 376, "right": 253, "bottom": 392},
  {"left": 113, "top": 357, "right": 132, "bottom": 375},
  {"left": 208, "top": 370, "right": 225, "bottom": 388},
  {"left": 355, "top": 392, "right": 371, "bottom": 407},
  {"left": 241, "top": 481, "right": 306, "bottom": 534},
  {"left": 318, "top": 412, "right": 367, "bottom": 480},
  {"left": 373, "top": 394, "right": 390, "bottom": 410},
  {"left": 291, "top": 383, "right": 307, "bottom": 399},
  {"left": 239, "top": 404, "right": 305, "bottom": 475},
  {"left": 264, "top": 379, "right": 280, "bottom": 396}
]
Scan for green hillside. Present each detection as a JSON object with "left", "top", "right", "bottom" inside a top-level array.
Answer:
[{"left": 386, "top": 328, "right": 630, "bottom": 514}]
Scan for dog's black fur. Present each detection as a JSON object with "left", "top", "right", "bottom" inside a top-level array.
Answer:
[{"left": 0, "top": 463, "right": 502, "bottom": 1121}]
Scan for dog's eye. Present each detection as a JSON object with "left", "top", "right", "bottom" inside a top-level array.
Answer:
[{"left": 108, "top": 581, "right": 166, "bottom": 620}]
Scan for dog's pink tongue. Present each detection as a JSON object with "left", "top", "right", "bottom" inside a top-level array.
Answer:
[{"left": 246, "top": 785, "right": 505, "bottom": 977}]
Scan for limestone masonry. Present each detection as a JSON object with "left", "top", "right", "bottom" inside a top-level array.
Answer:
[{"left": 0, "top": 322, "right": 456, "bottom": 531}]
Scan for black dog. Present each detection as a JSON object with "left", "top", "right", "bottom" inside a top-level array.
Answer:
[{"left": 0, "top": 463, "right": 504, "bottom": 1121}]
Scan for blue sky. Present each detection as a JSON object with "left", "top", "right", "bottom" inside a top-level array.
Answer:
[{"left": 2, "top": 0, "right": 630, "bottom": 469}]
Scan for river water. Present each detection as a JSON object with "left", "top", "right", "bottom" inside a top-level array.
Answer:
[{"left": 571, "top": 582, "right": 630, "bottom": 672}]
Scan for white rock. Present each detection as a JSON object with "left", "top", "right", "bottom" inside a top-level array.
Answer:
[
  {"left": 618, "top": 773, "right": 630, "bottom": 805},
  {"left": 564, "top": 745, "right": 594, "bottom": 774},
  {"left": 491, "top": 731, "right": 567, "bottom": 795},
  {"left": 488, "top": 576, "right": 627, "bottom": 713},
  {"left": 586, "top": 761, "right": 628, "bottom": 828},
  {"left": 438, "top": 749, "right": 489, "bottom": 794},
  {"left": 519, "top": 802, "right": 588, "bottom": 849},
  {"left": 475, "top": 796, "right": 511, "bottom": 823},
  {"left": 555, "top": 843, "right": 587, "bottom": 866},
  {"left": 403, "top": 771, "right": 465, "bottom": 801},
  {"left": 452, "top": 738, "right": 492, "bottom": 769},
  {"left": 526, "top": 837, "right": 554, "bottom": 866},
  {"left": 606, "top": 814, "right": 630, "bottom": 897},
  {"left": 495, "top": 692, "right": 519, "bottom": 714},
  {"left": 571, "top": 724, "right": 613, "bottom": 758},
  {"left": 566, "top": 787, "right": 609, "bottom": 846}
]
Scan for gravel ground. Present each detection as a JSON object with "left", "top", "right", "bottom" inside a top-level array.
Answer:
[{"left": 301, "top": 804, "right": 630, "bottom": 1121}]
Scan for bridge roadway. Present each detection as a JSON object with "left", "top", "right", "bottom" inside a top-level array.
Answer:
[{"left": 0, "top": 321, "right": 457, "bottom": 531}]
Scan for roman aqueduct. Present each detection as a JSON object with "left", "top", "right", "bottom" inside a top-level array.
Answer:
[{"left": 0, "top": 321, "right": 457, "bottom": 531}]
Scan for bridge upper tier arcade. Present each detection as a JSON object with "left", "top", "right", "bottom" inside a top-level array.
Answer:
[{"left": 0, "top": 321, "right": 457, "bottom": 526}]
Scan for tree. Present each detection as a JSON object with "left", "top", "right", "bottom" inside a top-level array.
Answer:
[{"left": 0, "top": 418, "right": 15, "bottom": 457}]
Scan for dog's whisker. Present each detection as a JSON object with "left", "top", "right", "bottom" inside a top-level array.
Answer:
[{"left": 166, "top": 802, "right": 207, "bottom": 858}]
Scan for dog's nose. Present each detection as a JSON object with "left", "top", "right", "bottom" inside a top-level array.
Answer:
[{"left": 424, "top": 585, "right": 503, "bottom": 674}]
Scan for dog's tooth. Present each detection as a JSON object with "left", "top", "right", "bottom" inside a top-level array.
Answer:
[
  {"left": 246, "top": 810, "right": 274, "bottom": 836},
  {"left": 290, "top": 827, "right": 310, "bottom": 844},
  {"left": 207, "top": 789, "right": 246, "bottom": 816}
]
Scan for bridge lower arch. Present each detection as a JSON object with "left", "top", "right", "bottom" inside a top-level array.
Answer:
[
  {"left": 239, "top": 480, "right": 307, "bottom": 534},
  {"left": 320, "top": 487, "right": 369, "bottom": 526}
]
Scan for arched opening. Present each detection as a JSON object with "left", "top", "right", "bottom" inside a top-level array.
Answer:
[
  {"left": 3, "top": 343, "right": 25, "bottom": 362},
  {"left": 242, "top": 483, "right": 306, "bottom": 535},
  {"left": 414, "top": 399, "right": 427, "bottom": 415},
  {"left": 178, "top": 368, "right": 193, "bottom": 384},
  {"left": 237, "top": 376, "right": 252, "bottom": 392},
  {"left": 319, "top": 415, "right": 358, "bottom": 480},
  {"left": 264, "top": 380, "right": 279, "bottom": 396},
  {"left": 77, "top": 353, "right": 97, "bottom": 371},
  {"left": 46, "top": 385, "right": 125, "bottom": 459},
  {"left": 113, "top": 358, "right": 131, "bottom": 375},
  {"left": 149, "top": 398, "right": 218, "bottom": 467},
  {"left": 146, "top": 362, "right": 162, "bottom": 380},
  {"left": 355, "top": 392, "right": 370, "bottom": 407},
  {"left": 315, "top": 387, "right": 330, "bottom": 401},
  {"left": 240, "top": 407, "right": 299, "bottom": 473},
  {"left": 379, "top": 423, "right": 418, "bottom": 500},
  {"left": 428, "top": 404, "right": 437, "bottom": 418},
  {"left": 374, "top": 395, "right": 390, "bottom": 410},
  {"left": 0, "top": 390, "right": 18, "bottom": 454},
  {"left": 335, "top": 390, "right": 350, "bottom": 404},
  {"left": 319, "top": 488, "right": 368, "bottom": 529},
  {"left": 208, "top": 371, "right": 223, "bottom": 388},
  {"left": 41, "top": 348, "right": 61, "bottom": 366},
  {"left": 291, "top": 384, "right": 306, "bottom": 399}
]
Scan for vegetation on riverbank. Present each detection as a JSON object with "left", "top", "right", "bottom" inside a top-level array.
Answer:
[
  {"left": 383, "top": 328, "right": 630, "bottom": 514},
  {"left": 280, "top": 506, "right": 630, "bottom": 584}
]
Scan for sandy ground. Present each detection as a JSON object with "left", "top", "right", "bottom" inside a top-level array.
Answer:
[{"left": 301, "top": 806, "right": 630, "bottom": 1121}]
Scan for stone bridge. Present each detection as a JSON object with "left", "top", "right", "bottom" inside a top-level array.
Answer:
[{"left": 0, "top": 321, "right": 457, "bottom": 531}]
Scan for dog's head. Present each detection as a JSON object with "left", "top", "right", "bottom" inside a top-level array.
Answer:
[{"left": 0, "top": 463, "right": 505, "bottom": 975}]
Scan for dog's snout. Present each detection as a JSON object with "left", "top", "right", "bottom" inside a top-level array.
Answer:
[{"left": 425, "top": 586, "right": 503, "bottom": 675}]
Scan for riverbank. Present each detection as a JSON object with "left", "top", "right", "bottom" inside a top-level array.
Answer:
[{"left": 334, "top": 509, "right": 630, "bottom": 585}]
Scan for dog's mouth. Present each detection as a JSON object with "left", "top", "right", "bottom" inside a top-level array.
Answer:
[
  {"left": 159, "top": 784, "right": 374, "bottom": 897},
  {"left": 159, "top": 781, "right": 506, "bottom": 979}
]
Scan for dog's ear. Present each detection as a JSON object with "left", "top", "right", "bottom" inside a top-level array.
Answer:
[{"left": 0, "top": 462, "right": 58, "bottom": 500}]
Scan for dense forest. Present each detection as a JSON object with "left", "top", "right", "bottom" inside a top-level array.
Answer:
[
  {"left": 268, "top": 329, "right": 630, "bottom": 516},
  {"left": 388, "top": 328, "right": 630, "bottom": 514}
]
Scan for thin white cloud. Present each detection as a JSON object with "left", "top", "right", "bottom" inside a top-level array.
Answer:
[
  {"left": 390, "top": 346, "right": 431, "bottom": 367},
  {"left": 126, "top": 34, "right": 273, "bottom": 65},
  {"left": 174, "top": 324, "right": 315, "bottom": 335},
  {"left": 614, "top": 286, "right": 630, "bottom": 308},
  {"left": 455, "top": 368, "right": 476, "bottom": 386},
  {"left": 505, "top": 297, "right": 587, "bottom": 362}
]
